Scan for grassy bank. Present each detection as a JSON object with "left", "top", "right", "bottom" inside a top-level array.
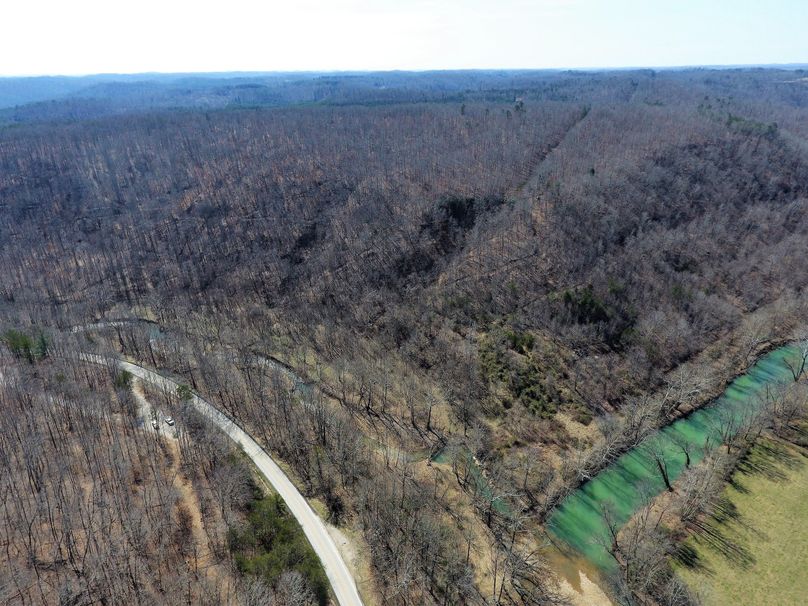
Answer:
[
  {"left": 678, "top": 438, "right": 808, "bottom": 605},
  {"left": 230, "top": 488, "right": 330, "bottom": 605}
]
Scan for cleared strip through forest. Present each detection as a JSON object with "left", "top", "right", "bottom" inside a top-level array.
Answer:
[{"left": 77, "top": 352, "right": 364, "bottom": 606}]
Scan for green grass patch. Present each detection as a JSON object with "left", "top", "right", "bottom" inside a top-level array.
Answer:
[
  {"left": 230, "top": 491, "right": 329, "bottom": 605},
  {"left": 479, "top": 327, "right": 561, "bottom": 418},
  {"left": 678, "top": 439, "right": 808, "bottom": 606}
]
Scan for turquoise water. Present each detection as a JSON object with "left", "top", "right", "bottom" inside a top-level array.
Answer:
[{"left": 547, "top": 344, "right": 800, "bottom": 570}]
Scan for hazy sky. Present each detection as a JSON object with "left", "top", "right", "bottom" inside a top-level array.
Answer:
[{"left": 1, "top": 0, "right": 806, "bottom": 76}]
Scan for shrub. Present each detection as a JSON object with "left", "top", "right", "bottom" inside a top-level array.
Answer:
[
  {"left": 230, "top": 493, "right": 329, "bottom": 606},
  {"left": 176, "top": 384, "right": 193, "bottom": 402},
  {"left": 2, "top": 328, "right": 49, "bottom": 363},
  {"left": 114, "top": 370, "right": 133, "bottom": 391}
]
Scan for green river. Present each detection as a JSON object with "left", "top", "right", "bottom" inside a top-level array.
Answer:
[{"left": 547, "top": 344, "right": 800, "bottom": 571}]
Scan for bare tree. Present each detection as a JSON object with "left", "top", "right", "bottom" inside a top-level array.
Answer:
[
  {"left": 783, "top": 335, "right": 808, "bottom": 382},
  {"left": 647, "top": 442, "right": 674, "bottom": 492}
]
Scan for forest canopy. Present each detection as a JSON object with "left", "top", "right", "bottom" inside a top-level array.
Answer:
[{"left": 2, "top": 67, "right": 808, "bottom": 605}]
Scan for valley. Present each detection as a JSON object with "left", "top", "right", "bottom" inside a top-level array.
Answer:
[{"left": 2, "top": 66, "right": 808, "bottom": 605}]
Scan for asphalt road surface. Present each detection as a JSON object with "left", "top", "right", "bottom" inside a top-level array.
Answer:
[{"left": 79, "top": 353, "right": 364, "bottom": 606}]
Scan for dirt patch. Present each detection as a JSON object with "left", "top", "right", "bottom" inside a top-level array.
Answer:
[
  {"left": 556, "top": 411, "right": 599, "bottom": 443},
  {"left": 137, "top": 383, "right": 227, "bottom": 591},
  {"left": 558, "top": 570, "right": 613, "bottom": 606}
]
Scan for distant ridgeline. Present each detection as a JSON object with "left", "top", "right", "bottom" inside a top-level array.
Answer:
[{"left": 0, "top": 67, "right": 804, "bottom": 125}]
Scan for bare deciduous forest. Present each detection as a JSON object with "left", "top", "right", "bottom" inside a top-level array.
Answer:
[{"left": 2, "top": 68, "right": 808, "bottom": 605}]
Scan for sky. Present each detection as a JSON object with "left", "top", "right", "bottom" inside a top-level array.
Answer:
[{"left": 1, "top": 0, "right": 806, "bottom": 76}]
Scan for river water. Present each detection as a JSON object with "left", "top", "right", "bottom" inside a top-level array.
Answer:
[{"left": 546, "top": 344, "right": 800, "bottom": 570}]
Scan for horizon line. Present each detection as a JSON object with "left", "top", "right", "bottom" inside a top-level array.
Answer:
[{"left": 2, "top": 62, "right": 808, "bottom": 79}]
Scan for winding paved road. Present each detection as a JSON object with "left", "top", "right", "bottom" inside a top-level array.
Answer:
[{"left": 79, "top": 353, "right": 364, "bottom": 606}]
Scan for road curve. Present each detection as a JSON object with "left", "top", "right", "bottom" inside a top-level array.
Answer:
[{"left": 79, "top": 353, "right": 364, "bottom": 606}]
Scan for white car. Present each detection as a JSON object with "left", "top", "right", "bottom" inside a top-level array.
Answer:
[
  {"left": 151, "top": 419, "right": 159, "bottom": 430},
  {"left": 165, "top": 416, "right": 175, "bottom": 427}
]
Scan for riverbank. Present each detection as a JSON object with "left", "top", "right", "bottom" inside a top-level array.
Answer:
[
  {"left": 539, "top": 326, "right": 798, "bottom": 524},
  {"left": 546, "top": 344, "right": 800, "bottom": 570}
]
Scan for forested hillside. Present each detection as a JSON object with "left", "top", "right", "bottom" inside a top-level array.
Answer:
[{"left": 2, "top": 68, "right": 808, "bottom": 605}]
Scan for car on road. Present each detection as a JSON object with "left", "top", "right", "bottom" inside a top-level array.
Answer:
[
  {"left": 165, "top": 416, "right": 175, "bottom": 426},
  {"left": 151, "top": 419, "right": 159, "bottom": 430}
]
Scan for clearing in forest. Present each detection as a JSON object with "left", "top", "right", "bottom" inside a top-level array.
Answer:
[{"left": 677, "top": 438, "right": 808, "bottom": 606}]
